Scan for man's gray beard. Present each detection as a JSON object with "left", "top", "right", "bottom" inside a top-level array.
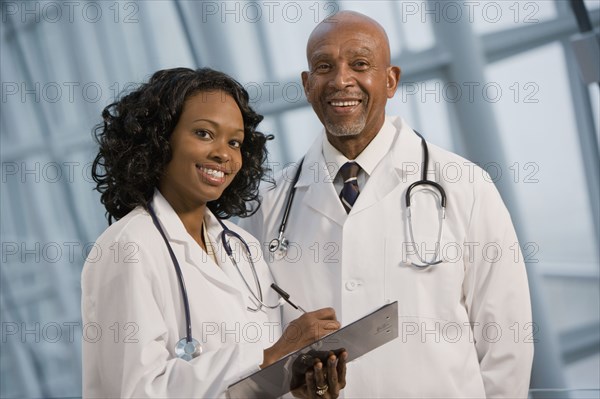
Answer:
[{"left": 324, "top": 113, "right": 367, "bottom": 137}]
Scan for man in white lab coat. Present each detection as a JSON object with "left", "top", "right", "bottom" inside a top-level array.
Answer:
[{"left": 240, "top": 11, "right": 534, "bottom": 398}]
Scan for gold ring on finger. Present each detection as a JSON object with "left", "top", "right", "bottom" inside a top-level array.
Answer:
[{"left": 316, "top": 384, "right": 328, "bottom": 396}]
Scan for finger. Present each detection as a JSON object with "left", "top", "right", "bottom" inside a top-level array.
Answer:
[
  {"left": 313, "top": 361, "right": 326, "bottom": 392},
  {"left": 310, "top": 307, "right": 337, "bottom": 320},
  {"left": 305, "top": 369, "right": 316, "bottom": 395},
  {"left": 313, "top": 361, "right": 329, "bottom": 398},
  {"left": 311, "top": 322, "right": 341, "bottom": 343},
  {"left": 337, "top": 351, "right": 348, "bottom": 389},
  {"left": 319, "top": 320, "right": 341, "bottom": 331},
  {"left": 327, "top": 354, "right": 340, "bottom": 397}
]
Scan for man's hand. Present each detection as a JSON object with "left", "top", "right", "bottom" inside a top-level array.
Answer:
[{"left": 292, "top": 351, "right": 348, "bottom": 399}]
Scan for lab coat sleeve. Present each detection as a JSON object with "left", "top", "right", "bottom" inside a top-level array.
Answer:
[
  {"left": 462, "top": 175, "right": 534, "bottom": 398},
  {"left": 81, "top": 237, "right": 264, "bottom": 398}
]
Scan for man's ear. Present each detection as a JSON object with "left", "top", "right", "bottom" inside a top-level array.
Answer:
[
  {"left": 301, "top": 71, "right": 310, "bottom": 99},
  {"left": 386, "top": 66, "right": 401, "bottom": 98}
]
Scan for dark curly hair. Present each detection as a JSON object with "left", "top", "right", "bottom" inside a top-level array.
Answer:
[{"left": 92, "top": 67, "right": 272, "bottom": 224}]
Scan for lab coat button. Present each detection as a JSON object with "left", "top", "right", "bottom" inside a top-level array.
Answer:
[{"left": 345, "top": 280, "right": 357, "bottom": 291}]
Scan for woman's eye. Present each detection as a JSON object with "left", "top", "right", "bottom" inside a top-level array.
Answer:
[
  {"left": 194, "top": 129, "right": 211, "bottom": 139},
  {"left": 230, "top": 140, "right": 242, "bottom": 149}
]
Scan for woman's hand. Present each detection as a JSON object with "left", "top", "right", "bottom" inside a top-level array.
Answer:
[
  {"left": 262, "top": 308, "right": 340, "bottom": 368},
  {"left": 292, "top": 351, "right": 348, "bottom": 399}
]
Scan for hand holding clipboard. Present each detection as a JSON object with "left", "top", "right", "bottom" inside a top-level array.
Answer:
[
  {"left": 289, "top": 349, "right": 348, "bottom": 397},
  {"left": 260, "top": 284, "right": 347, "bottom": 397},
  {"left": 227, "top": 301, "right": 398, "bottom": 399}
]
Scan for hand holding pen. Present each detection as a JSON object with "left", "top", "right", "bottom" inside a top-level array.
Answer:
[
  {"left": 261, "top": 284, "right": 341, "bottom": 368},
  {"left": 271, "top": 283, "right": 307, "bottom": 313}
]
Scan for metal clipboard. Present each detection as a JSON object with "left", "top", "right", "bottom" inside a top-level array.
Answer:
[{"left": 226, "top": 301, "right": 398, "bottom": 399}]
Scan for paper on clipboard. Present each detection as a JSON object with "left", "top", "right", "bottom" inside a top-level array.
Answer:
[{"left": 226, "top": 301, "right": 398, "bottom": 399}]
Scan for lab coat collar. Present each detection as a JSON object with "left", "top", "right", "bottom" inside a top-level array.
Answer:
[
  {"left": 350, "top": 117, "right": 421, "bottom": 215},
  {"left": 295, "top": 132, "right": 325, "bottom": 189},
  {"left": 350, "top": 116, "right": 422, "bottom": 214},
  {"left": 388, "top": 116, "right": 424, "bottom": 183},
  {"left": 294, "top": 135, "right": 347, "bottom": 226},
  {"left": 289, "top": 117, "right": 422, "bottom": 221},
  {"left": 150, "top": 190, "right": 192, "bottom": 244},
  {"left": 150, "top": 190, "right": 244, "bottom": 296}
]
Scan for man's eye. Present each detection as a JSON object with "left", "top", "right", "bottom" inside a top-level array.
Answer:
[
  {"left": 315, "top": 64, "right": 331, "bottom": 72},
  {"left": 353, "top": 61, "right": 369, "bottom": 69}
]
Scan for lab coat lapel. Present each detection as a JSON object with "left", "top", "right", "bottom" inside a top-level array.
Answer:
[
  {"left": 296, "top": 136, "right": 347, "bottom": 227},
  {"left": 389, "top": 117, "right": 427, "bottom": 187},
  {"left": 350, "top": 117, "right": 423, "bottom": 214},
  {"left": 150, "top": 191, "right": 242, "bottom": 296}
]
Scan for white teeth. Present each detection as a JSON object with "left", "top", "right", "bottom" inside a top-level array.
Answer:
[
  {"left": 331, "top": 100, "right": 360, "bottom": 107},
  {"left": 200, "top": 167, "right": 224, "bottom": 179}
]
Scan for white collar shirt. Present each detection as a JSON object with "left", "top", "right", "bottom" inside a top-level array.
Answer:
[{"left": 322, "top": 116, "right": 397, "bottom": 196}]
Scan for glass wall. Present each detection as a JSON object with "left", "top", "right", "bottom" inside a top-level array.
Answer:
[{"left": 1, "top": 1, "right": 598, "bottom": 397}]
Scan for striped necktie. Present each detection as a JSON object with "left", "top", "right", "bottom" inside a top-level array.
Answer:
[{"left": 339, "top": 161, "right": 361, "bottom": 213}]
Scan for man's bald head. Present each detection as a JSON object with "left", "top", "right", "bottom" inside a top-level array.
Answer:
[
  {"left": 301, "top": 11, "right": 401, "bottom": 159},
  {"left": 306, "top": 11, "right": 392, "bottom": 66}
]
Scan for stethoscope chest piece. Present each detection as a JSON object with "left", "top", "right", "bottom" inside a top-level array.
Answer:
[
  {"left": 268, "top": 235, "right": 289, "bottom": 260},
  {"left": 175, "top": 337, "right": 202, "bottom": 361},
  {"left": 268, "top": 159, "right": 304, "bottom": 261}
]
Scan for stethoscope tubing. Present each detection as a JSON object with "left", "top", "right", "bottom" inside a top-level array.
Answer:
[
  {"left": 407, "top": 130, "right": 447, "bottom": 207},
  {"left": 217, "top": 223, "right": 281, "bottom": 312},
  {"left": 279, "top": 159, "right": 304, "bottom": 239},
  {"left": 149, "top": 202, "right": 281, "bottom": 350},
  {"left": 269, "top": 159, "right": 304, "bottom": 254},
  {"left": 270, "top": 130, "right": 447, "bottom": 267},
  {"left": 147, "top": 203, "right": 193, "bottom": 343}
]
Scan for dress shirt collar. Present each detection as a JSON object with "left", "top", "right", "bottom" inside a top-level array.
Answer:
[{"left": 321, "top": 116, "right": 397, "bottom": 180}]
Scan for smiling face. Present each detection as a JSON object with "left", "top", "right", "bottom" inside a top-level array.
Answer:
[
  {"left": 159, "top": 90, "right": 244, "bottom": 212},
  {"left": 302, "top": 12, "right": 400, "bottom": 157}
]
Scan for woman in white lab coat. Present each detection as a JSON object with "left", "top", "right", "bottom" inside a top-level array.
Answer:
[{"left": 82, "top": 67, "right": 346, "bottom": 398}]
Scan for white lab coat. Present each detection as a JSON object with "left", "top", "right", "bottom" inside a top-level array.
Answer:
[
  {"left": 240, "top": 116, "right": 533, "bottom": 398},
  {"left": 82, "top": 190, "right": 282, "bottom": 398}
]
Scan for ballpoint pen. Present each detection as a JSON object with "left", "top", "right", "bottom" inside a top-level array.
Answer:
[{"left": 270, "top": 283, "right": 307, "bottom": 313}]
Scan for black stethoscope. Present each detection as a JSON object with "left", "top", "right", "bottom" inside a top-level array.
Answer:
[
  {"left": 268, "top": 131, "right": 447, "bottom": 268},
  {"left": 147, "top": 203, "right": 282, "bottom": 361}
]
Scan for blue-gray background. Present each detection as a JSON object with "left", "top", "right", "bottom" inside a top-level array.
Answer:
[{"left": 1, "top": 1, "right": 599, "bottom": 397}]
